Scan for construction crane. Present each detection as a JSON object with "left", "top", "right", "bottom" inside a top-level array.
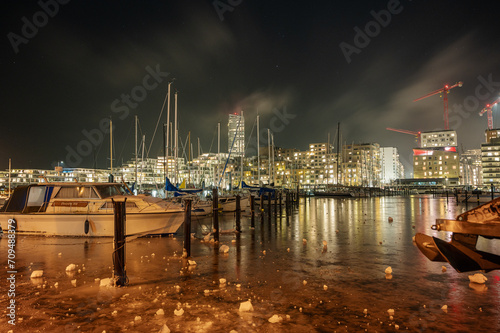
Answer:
[
  {"left": 413, "top": 82, "right": 463, "bottom": 130},
  {"left": 479, "top": 98, "right": 500, "bottom": 130},
  {"left": 386, "top": 127, "right": 421, "bottom": 146}
]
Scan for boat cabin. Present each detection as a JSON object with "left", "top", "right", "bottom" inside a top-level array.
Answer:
[{"left": 0, "top": 183, "right": 130, "bottom": 213}]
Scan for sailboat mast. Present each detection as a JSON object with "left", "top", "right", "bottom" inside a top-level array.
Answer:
[
  {"left": 217, "top": 122, "right": 220, "bottom": 188},
  {"left": 268, "top": 129, "right": 271, "bottom": 185},
  {"left": 198, "top": 137, "right": 201, "bottom": 158},
  {"left": 271, "top": 132, "right": 275, "bottom": 185},
  {"left": 8, "top": 158, "right": 11, "bottom": 196},
  {"left": 336, "top": 122, "right": 340, "bottom": 186},
  {"left": 240, "top": 110, "right": 244, "bottom": 187},
  {"left": 110, "top": 118, "right": 113, "bottom": 178},
  {"left": 140, "top": 134, "right": 145, "bottom": 191},
  {"left": 135, "top": 115, "right": 138, "bottom": 187},
  {"left": 188, "top": 131, "right": 191, "bottom": 184},
  {"left": 166, "top": 81, "right": 172, "bottom": 176},
  {"left": 257, "top": 114, "right": 260, "bottom": 185},
  {"left": 174, "top": 91, "right": 178, "bottom": 185}
]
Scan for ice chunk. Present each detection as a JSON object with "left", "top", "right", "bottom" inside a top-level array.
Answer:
[
  {"left": 469, "top": 273, "right": 487, "bottom": 284},
  {"left": 219, "top": 245, "right": 229, "bottom": 253},
  {"left": 268, "top": 314, "right": 282, "bottom": 323},
  {"left": 385, "top": 266, "right": 392, "bottom": 274},
  {"left": 100, "top": 278, "right": 114, "bottom": 288},
  {"left": 469, "top": 283, "right": 488, "bottom": 292},
  {"left": 159, "top": 324, "right": 171, "bottom": 333},
  {"left": 239, "top": 300, "right": 254, "bottom": 312},
  {"left": 174, "top": 308, "right": 184, "bottom": 316},
  {"left": 31, "top": 270, "right": 43, "bottom": 279},
  {"left": 156, "top": 309, "right": 164, "bottom": 316},
  {"left": 66, "top": 264, "right": 76, "bottom": 272},
  {"left": 387, "top": 309, "right": 395, "bottom": 316}
]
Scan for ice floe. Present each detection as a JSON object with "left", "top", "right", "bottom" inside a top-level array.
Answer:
[
  {"left": 30, "top": 270, "right": 43, "bottom": 279},
  {"left": 239, "top": 300, "right": 254, "bottom": 312},
  {"left": 469, "top": 273, "right": 487, "bottom": 284}
]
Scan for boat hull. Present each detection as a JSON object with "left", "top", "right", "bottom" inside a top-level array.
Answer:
[{"left": 0, "top": 211, "right": 185, "bottom": 237}]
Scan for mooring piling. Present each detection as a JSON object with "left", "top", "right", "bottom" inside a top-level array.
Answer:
[
  {"left": 213, "top": 188, "right": 219, "bottom": 243},
  {"left": 112, "top": 198, "right": 128, "bottom": 286},
  {"left": 250, "top": 194, "right": 255, "bottom": 228},
  {"left": 183, "top": 198, "right": 192, "bottom": 258},
  {"left": 236, "top": 194, "right": 241, "bottom": 232}
]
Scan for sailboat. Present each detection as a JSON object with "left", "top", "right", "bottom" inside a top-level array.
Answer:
[{"left": 313, "top": 123, "right": 353, "bottom": 198}]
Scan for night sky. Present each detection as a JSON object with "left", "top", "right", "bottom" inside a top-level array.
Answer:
[{"left": 2, "top": 1, "right": 500, "bottom": 176}]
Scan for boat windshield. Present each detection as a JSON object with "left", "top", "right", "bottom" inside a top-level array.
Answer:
[{"left": 94, "top": 185, "right": 129, "bottom": 198}]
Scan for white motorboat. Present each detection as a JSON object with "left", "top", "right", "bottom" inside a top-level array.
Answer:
[
  {"left": 219, "top": 195, "right": 250, "bottom": 212},
  {"left": 0, "top": 182, "right": 185, "bottom": 237}
]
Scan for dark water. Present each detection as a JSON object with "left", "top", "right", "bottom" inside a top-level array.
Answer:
[{"left": 1, "top": 195, "right": 500, "bottom": 332}]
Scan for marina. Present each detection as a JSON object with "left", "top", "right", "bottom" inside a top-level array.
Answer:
[
  {"left": 1, "top": 195, "right": 500, "bottom": 332},
  {"left": 3, "top": 1, "right": 500, "bottom": 332}
]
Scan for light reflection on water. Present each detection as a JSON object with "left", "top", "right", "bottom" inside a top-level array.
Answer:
[{"left": 1, "top": 195, "right": 500, "bottom": 332}]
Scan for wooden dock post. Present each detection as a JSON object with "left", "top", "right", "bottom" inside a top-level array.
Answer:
[
  {"left": 267, "top": 192, "right": 272, "bottom": 221},
  {"left": 260, "top": 194, "right": 264, "bottom": 222},
  {"left": 278, "top": 190, "right": 282, "bottom": 216},
  {"left": 274, "top": 191, "right": 278, "bottom": 217},
  {"left": 235, "top": 194, "right": 241, "bottom": 232},
  {"left": 112, "top": 198, "right": 128, "bottom": 286},
  {"left": 285, "top": 190, "right": 290, "bottom": 216},
  {"left": 250, "top": 195, "right": 255, "bottom": 228},
  {"left": 213, "top": 188, "right": 219, "bottom": 243},
  {"left": 183, "top": 199, "right": 192, "bottom": 258},
  {"left": 296, "top": 185, "right": 299, "bottom": 205}
]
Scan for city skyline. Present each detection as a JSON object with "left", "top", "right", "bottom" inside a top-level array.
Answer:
[{"left": 2, "top": 1, "right": 500, "bottom": 174}]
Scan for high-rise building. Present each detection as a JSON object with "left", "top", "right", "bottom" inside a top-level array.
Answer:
[
  {"left": 228, "top": 113, "right": 245, "bottom": 157},
  {"left": 380, "top": 147, "right": 404, "bottom": 185},
  {"left": 481, "top": 130, "right": 500, "bottom": 186},
  {"left": 413, "top": 147, "right": 459, "bottom": 179},
  {"left": 420, "top": 130, "right": 457, "bottom": 148},
  {"left": 460, "top": 149, "right": 482, "bottom": 187},
  {"left": 341, "top": 143, "right": 381, "bottom": 187}
]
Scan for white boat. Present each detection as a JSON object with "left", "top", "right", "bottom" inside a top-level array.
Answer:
[
  {"left": 219, "top": 195, "right": 250, "bottom": 212},
  {"left": 0, "top": 182, "right": 185, "bottom": 237}
]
